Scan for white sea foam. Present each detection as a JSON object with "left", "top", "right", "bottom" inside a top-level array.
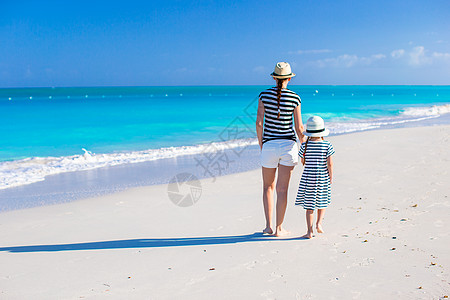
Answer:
[
  {"left": 401, "top": 104, "right": 450, "bottom": 116},
  {"left": 329, "top": 103, "right": 450, "bottom": 134},
  {"left": 0, "top": 139, "right": 258, "bottom": 190},
  {"left": 328, "top": 115, "right": 439, "bottom": 134}
]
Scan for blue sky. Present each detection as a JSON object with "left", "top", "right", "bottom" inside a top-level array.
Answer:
[{"left": 1, "top": 0, "right": 449, "bottom": 87}]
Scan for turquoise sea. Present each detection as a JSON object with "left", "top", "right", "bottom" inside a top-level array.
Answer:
[{"left": 0, "top": 85, "right": 449, "bottom": 193}]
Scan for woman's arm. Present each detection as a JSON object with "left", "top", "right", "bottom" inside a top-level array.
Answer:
[
  {"left": 327, "top": 156, "right": 333, "bottom": 184},
  {"left": 256, "top": 98, "right": 265, "bottom": 150},
  {"left": 293, "top": 105, "right": 305, "bottom": 144}
]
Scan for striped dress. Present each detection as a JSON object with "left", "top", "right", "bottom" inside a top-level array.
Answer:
[
  {"left": 295, "top": 140, "right": 335, "bottom": 210},
  {"left": 259, "top": 87, "right": 301, "bottom": 144}
]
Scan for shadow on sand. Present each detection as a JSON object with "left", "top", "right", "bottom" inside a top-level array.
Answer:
[{"left": 0, "top": 232, "right": 307, "bottom": 253}]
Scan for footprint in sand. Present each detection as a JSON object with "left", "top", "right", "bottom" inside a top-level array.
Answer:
[
  {"left": 329, "top": 256, "right": 338, "bottom": 262},
  {"left": 238, "top": 216, "right": 252, "bottom": 221},
  {"left": 209, "top": 225, "right": 224, "bottom": 232},
  {"left": 434, "top": 220, "right": 444, "bottom": 227},
  {"left": 329, "top": 277, "right": 340, "bottom": 285},
  {"left": 412, "top": 210, "right": 429, "bottom": 216},
  {"left": 260, "top": 290, "right": 274, "bottom": 298},
  {"left": 350, "top": 258, "right": 375, "bottom": 267},
  {"left": 244, "top": 260, "right": 258, "bottom": 269},
  {"left": 268, "top": 271, "right": 283, "bottom": 282},
  {"left": 351, "top": 290, "right": 362, "bottom": 299},
  {"left": 428, "top": 201, "right": 450, "bottom": 208},
  {"left": 185, "top": 277, "right": 206, "bottom": 286},
  {"left": 296, "top": 293, "right": 314, "bottom": 300}
]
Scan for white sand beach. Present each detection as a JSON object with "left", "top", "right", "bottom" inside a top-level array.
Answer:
[{"left": 0, "top": 125, "right": 449, "bottom": 299}]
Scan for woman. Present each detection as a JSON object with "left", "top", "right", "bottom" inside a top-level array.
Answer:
[{"left": 256, "top": 62, "right": 305, "bottom": 237}]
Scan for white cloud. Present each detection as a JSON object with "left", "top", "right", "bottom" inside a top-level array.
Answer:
[
  {"left": 391, "top": 46, "right": 450, "bottom": 66},
  {"left": 432, "top": 51, "right": 450, "bottom": 60},
  {"left": 253, "top": 66, "right": 266, "bottom": 73},
  {"left": 372, "top": 54, "right": 386, "bottom": 60},
  {"left": 314, "top": 53, "right": 385, "bottom": 68},
  {"left": 25, "top": 68, "right": 32, "bottom": 78},
  {"left": 314, "top": 55, "right": 355, "bottom": 68},
  {"left": 310, "top": 46, "right": 450, "bottom": 69},
  {"left": 409, "top": 46, "right": 432, "bottom": 66},
  {"left": 360, "top": 54, "right": 386, "bottom": 65},
  {"left": 391, "top": 49, "right": 405, "bottom": 58},
  {"left": 289, "top": 49, "right": 332, "bottom": 55}
]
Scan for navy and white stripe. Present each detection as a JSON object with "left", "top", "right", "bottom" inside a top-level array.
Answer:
[
  {"left": 259, "top": 87, "right": 301, "bottom": 144},
  {"left": 295, "top": 140, "right": 335, "bottom": 210}
]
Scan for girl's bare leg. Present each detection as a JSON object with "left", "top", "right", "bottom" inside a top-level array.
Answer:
[
  {"left": 262, "top": 167, "right": 277, "bottom": 234},
  {"left": 302, "top": 209, "right": 314, "bottom": 239},
  {"left": 274, "top": 164, "right": 295, "bottom": 237},
  {"left": 316, "top": 209, "right": 326, "bottom": 233}
]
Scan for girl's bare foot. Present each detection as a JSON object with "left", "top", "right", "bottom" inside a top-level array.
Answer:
[
  {"left": 301, "top": 232, "right": 313, "bottom": 239},
  {"left": 274, "top": 227, "right": 290, "bottom": 237},
  {"left": 263, "top": 227, "right": 273, "bottom": 235},
  {"left": 316, "top": 224, "right": 324, "bottom": 233}
]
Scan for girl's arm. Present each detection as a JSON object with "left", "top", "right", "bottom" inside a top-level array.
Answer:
[
  {"left": 327, "top": 156, "right": 333, "bottom": 184},
  {"left": 293, "top": 105, "right": 305, "bottom": 144},
  {"left": 256, "top": 99, "right": 265, "bottom": 150}
]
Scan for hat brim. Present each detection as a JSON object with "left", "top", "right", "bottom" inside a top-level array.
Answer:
[
  {"left": 270, "top": 72, "right": 296, "bottom": 79},
  {"left": 304, "top": 128, "right": 330, "bottom": 137}
]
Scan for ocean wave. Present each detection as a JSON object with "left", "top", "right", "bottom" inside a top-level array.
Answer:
[
  {"left": 401, "top": 104, "right": 450, "bottom": 116},
  {"left": 327, "top": 115, "right": 439, "bottom": 134},
  {"left": 328, "top": 103, "right": 450, "bottom": 134},
  {"left": 0, "top": 139, "right": 258, "bottom": 190}
]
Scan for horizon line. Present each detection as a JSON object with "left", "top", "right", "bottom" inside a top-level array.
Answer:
[{"left": 1, "top": 84, "right": 450, "bottom": 90}]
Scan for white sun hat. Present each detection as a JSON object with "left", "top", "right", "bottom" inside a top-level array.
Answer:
[
  {"left": 270, "top": 62, "right": 296, "bottom": 79},
  {"left": 304, "top": 116, "right": 330, "bottom": 137}
]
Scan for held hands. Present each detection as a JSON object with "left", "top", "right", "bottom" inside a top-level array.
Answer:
[{"left": 299, "top": 134, "right": 307, "bottom": 144}]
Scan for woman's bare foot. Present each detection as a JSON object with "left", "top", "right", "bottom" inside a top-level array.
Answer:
[
  {"left": 262, "top": 227, "right": 273, "bottom": 235},
  {"left": 301, "top": 232, "right": 313, "bottom": 239},
  {"left": 316, "top": 224, "right": 324, "bottom": 233},
  {"left": 274, "top": 227, "right": 290, "bottom": 237}
]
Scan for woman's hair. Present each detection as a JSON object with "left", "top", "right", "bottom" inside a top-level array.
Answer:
[{"left": 276, "top": 78, "right": 287, "bottom": 119}]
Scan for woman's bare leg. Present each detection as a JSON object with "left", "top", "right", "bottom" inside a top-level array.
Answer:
[
  {"left": 316, "top": 208, "right": 326, "bottom": 233},
  {"left": 262, "top": 167, "right": 277, "bottom": 234},
  {"left": 274, "top": 164, "right": 295, "bottom": 237},
  {"left": 302, "top": 209, "right": 314, "bottom": 239}
]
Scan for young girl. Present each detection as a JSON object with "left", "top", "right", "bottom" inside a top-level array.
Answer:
[{"left": 295, "top": 116, "right": 334, "bottom": 239}]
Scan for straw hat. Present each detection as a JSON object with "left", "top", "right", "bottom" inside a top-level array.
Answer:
[
  {"left": 304, "top": 116, "right": 330, "bottom": 137},
  {"left": 270, "top": 62, "right": 296, "bottom": 79}
]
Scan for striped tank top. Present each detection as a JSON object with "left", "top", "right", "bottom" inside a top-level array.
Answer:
[{"left": 259, "top": 87, "right": 301, "bottom": 144}]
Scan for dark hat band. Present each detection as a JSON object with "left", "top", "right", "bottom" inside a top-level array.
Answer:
[
  {"left": 306, "top": 128, "right": 325, "bottom": 133},
  {"left": 271, "top": 72, "right": 293, "bottom": 77}
]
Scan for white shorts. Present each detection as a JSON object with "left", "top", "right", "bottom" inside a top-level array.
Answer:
[{"left": 261, "top": 139, "right": 298, "bottom": 168}]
